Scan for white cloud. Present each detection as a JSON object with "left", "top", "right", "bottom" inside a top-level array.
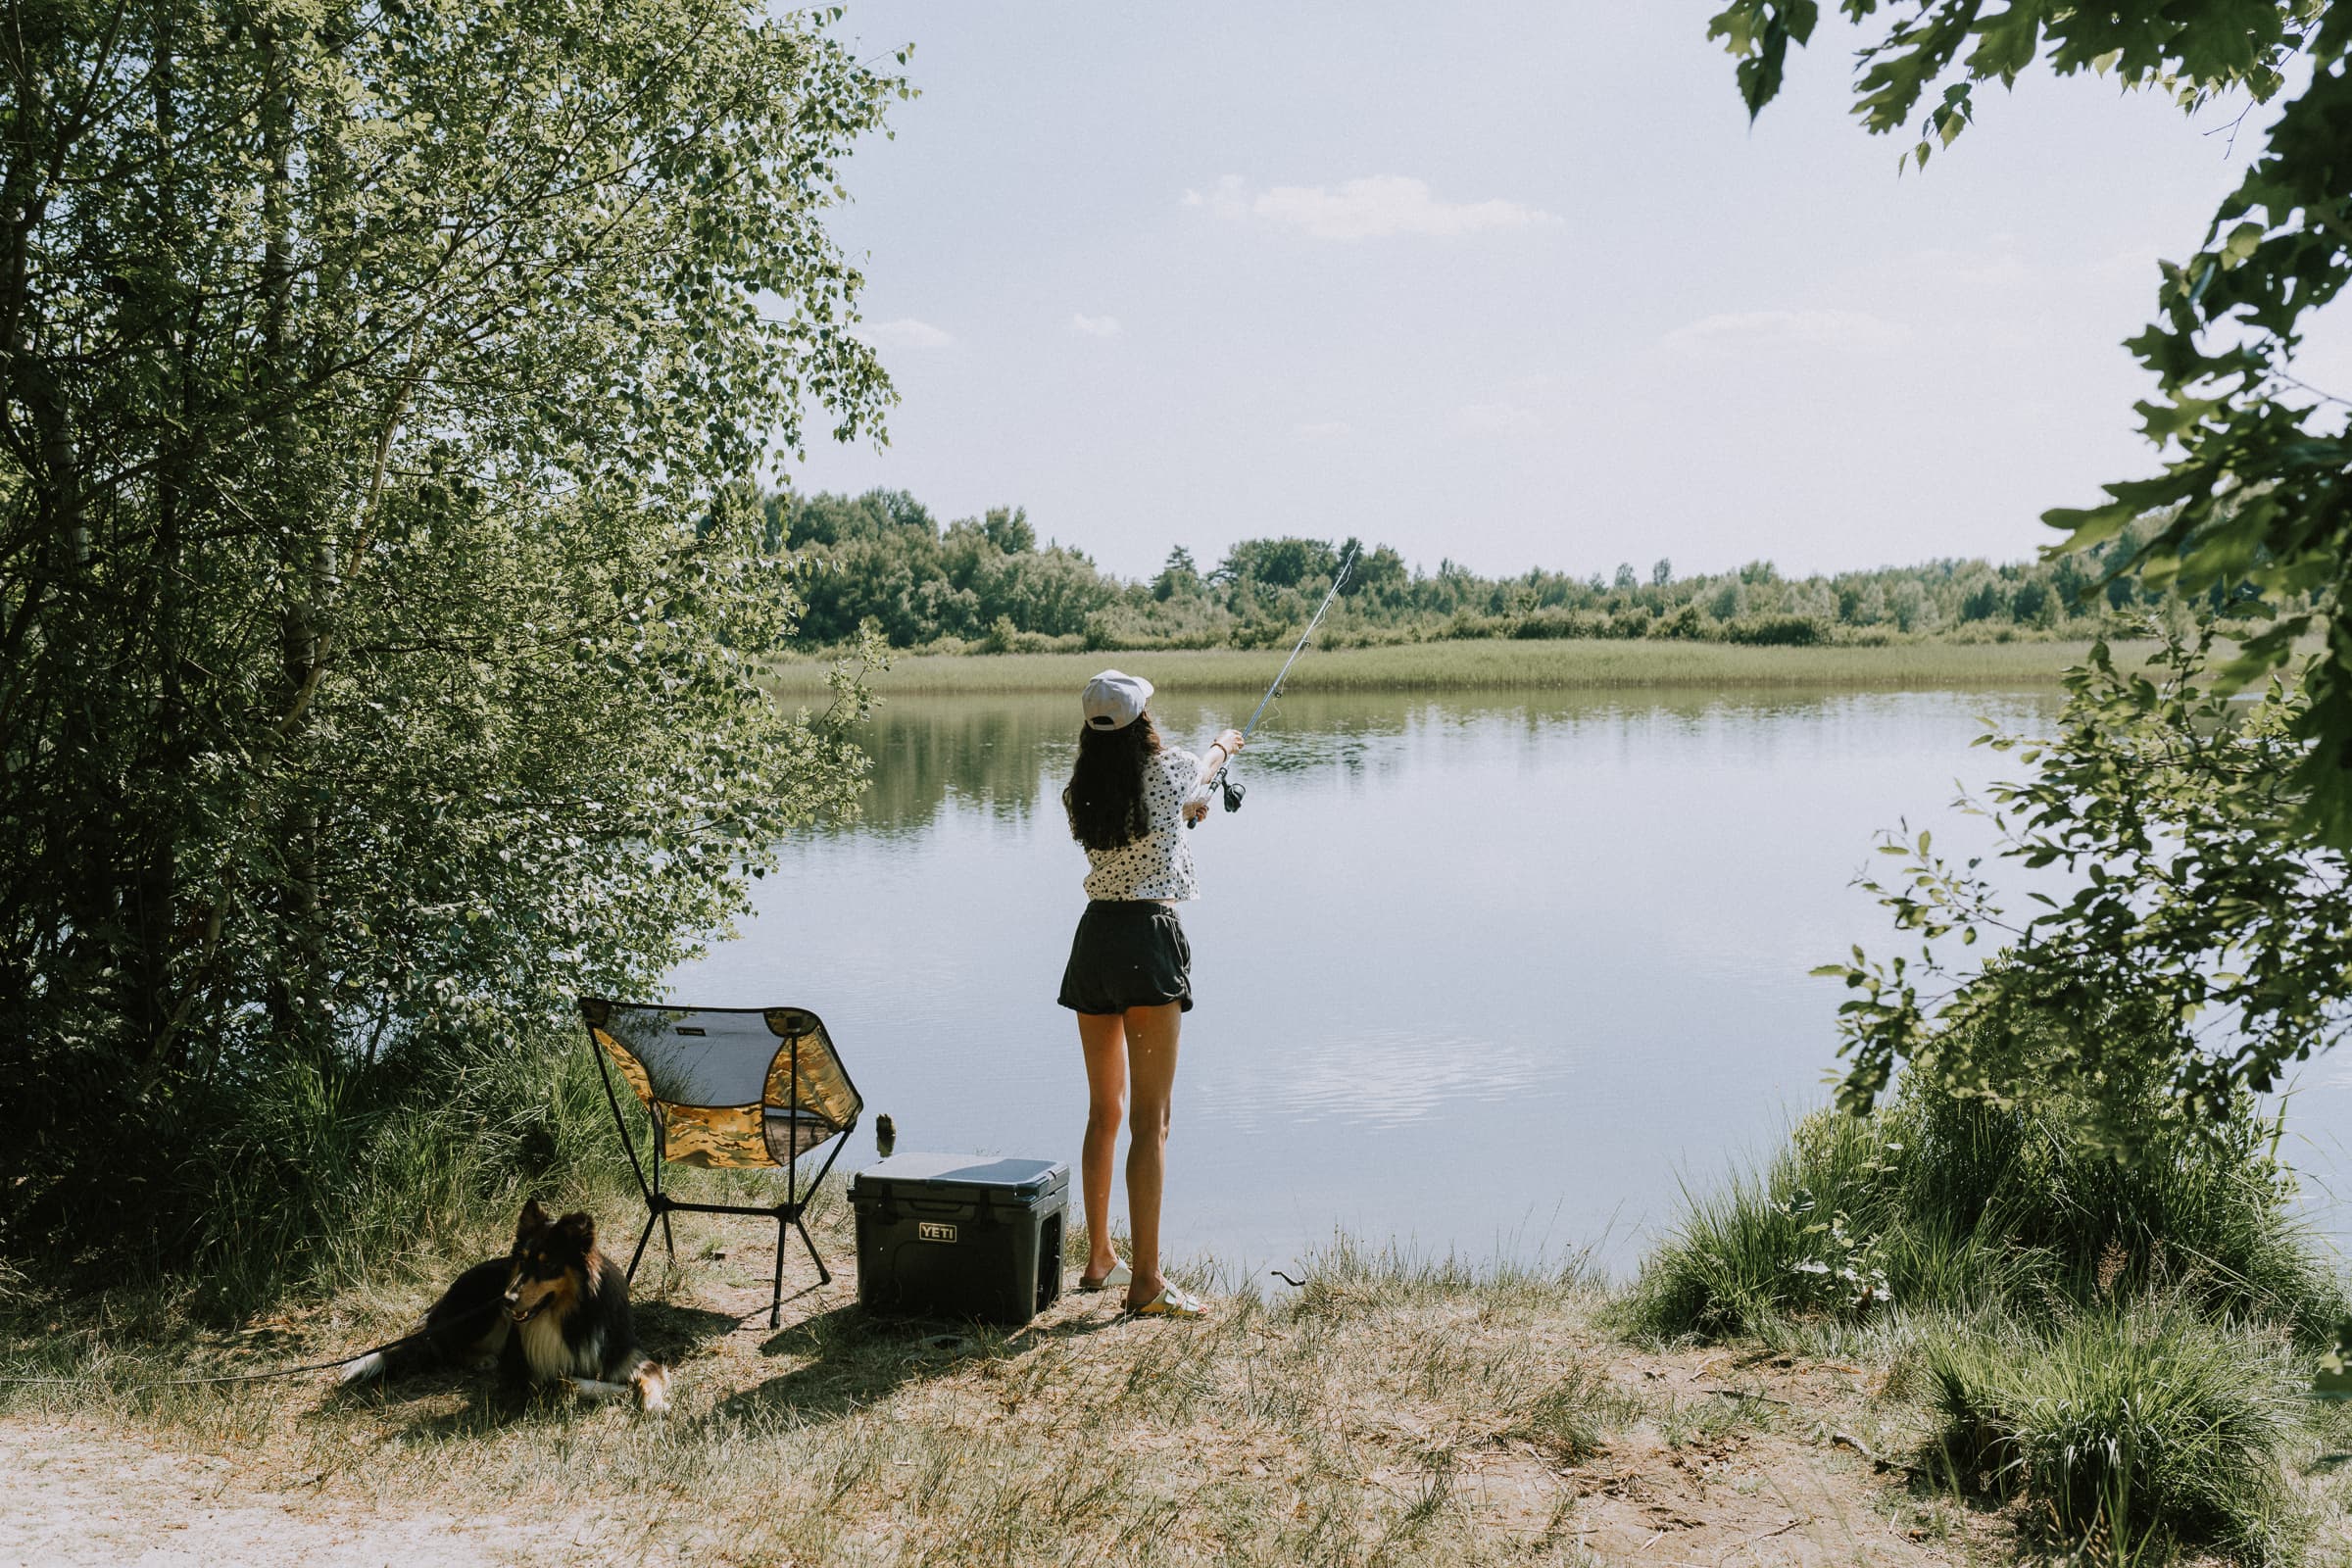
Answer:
[
  {"left": 1662, "top": 309, "right": 1913, "bottom": 356},
  {"left": 1294, "top": 420, "right": 1355, "bottom": 442},
  {"left": 1186, "top": 173, "right": 1559, "bottom": 241},
  {"left": 863, "top": 317, "right": 953, "bottom": 349},
  {"left": 1069, "top": 313, "right": 1123, "bottom": 338},
  {"left": 1453, "top": 401, "right": 1542, "bottom": 437}
]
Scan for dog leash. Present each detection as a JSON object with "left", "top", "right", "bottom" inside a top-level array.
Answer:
[{"left": 0, "top": 1298, "right": 504, "bottom": 1388}]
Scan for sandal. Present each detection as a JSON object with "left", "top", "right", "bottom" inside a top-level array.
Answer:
[
  {"left": 1125, "top": 1284, "right": 1206, "bottom": 1319},
  {"left": 1077, "top": 1260, "right": 1131, "bottom": 1293}
]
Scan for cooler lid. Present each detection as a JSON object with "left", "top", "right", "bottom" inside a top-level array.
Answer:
[{"left": 851, "top": 1152, "right": 1068, "bottom": 1203}]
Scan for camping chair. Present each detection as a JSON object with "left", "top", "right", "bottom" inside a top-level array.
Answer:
[{"left": 579, "top": 999, "right": 863, "bottom": 1327}]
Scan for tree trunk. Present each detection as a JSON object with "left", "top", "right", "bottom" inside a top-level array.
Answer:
[
  {"left": 260, "top": 24, "right": 327, "bottom": 1054},
  {"left": 135, "top": 4, "right": 187, "bottom": 1066}
]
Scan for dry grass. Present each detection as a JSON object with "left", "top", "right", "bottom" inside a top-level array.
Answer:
[
  {"left": 2, "top": 1199, "right": 2001, "bottom": 1568},
  {"left": 764, "top": 636, "right": 2144, "bottom": 699}
]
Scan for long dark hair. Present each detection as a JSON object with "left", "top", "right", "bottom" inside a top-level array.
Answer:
[{"left": 1062, "top": 713, "right": 1161, "bottom": 852}]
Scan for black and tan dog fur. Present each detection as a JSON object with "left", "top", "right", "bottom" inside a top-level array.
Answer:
[{"left": 340, "top": 1200, "right": 669, "bottom": 1413}]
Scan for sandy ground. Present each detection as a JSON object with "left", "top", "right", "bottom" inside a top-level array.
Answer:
[
  {"left": 0, "top": 1315, "right": 1985, "bottom": 1567},
  {"left": 0, "top": 1418, "right": 536, "bottom": 1567},
  {"left": 0, "top": 1414, "right": 1958, "bottom": 1568},
  {"left": 0, "top": 1392, "right": 1964, "bottom": 1568},
  {"left": 0, "top": 1208, "right": 2010, "bottom": 1568}
]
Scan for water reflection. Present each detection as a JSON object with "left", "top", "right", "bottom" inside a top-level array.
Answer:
[
  {"left": 679, "top": 686, "right": 2346, "bottom": 1273},
  {"left": 1213, "top": 1027, "right": 1556, "bottom": 1131},
  {"left": 837, "top": 695, "right": 1067, "bottom": 833},
  {"left": 840, "top": 687, "right": 2018, "bottom": 834}
]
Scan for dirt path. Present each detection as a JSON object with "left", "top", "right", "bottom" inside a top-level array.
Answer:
[{"left": 0, "top": 1418, "right": 523, "bottom": 1567}]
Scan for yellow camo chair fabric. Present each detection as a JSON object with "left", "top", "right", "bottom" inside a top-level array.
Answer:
[
  {"left": 584, "top": 1001, "right": 861, "bottom": 1168},
  {"left": 579, "top": 998, "right": 863, "bottom": 1325}
]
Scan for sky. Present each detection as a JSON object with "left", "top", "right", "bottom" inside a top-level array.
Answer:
[{"left": 783, "top": 1, "right": 2341, "bottom": 584}]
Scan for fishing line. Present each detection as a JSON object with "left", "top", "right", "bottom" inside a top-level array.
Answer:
[{"left": 1189, "top": 545, "right": 1356, "bottom": 826}]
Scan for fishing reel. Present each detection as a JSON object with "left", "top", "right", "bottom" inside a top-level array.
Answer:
[{"left": 1186, "top": 771, "right": 1246, "bottom": 828}]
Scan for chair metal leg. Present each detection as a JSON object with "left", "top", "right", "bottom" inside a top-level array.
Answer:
[
  {"left": 661, "top": 1206, "right": 676, "bottom": 1264},
  {"left": 626, "top": 1207, "right": 661, "bottom": 1284},
  {"left": 769, "top": 1216, "right": 789, "bottom": 1330},
  {"left": 797, "top": 1214, "right": 831, "bottom": 1287}
]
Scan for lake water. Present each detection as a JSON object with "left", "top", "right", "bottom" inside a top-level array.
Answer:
[{"left": 669, "top": 687, "right": 2351, "bottom": 1276}]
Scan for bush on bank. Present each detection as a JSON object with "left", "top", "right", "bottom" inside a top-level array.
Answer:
[
  {"left": 1622, "top": 1007, "right": 2341, "bottom": 1343},
  {"left": 1620, "top": 1004, "right": 2344, "bottom": 1563},
  {"left": 3, "top": 1027, "right": 632, "bottom": 1321}
]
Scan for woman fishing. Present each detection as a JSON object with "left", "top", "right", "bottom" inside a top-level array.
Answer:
[{"left": 1057, "top": 669, "right": 1242, "bottom": 1319}]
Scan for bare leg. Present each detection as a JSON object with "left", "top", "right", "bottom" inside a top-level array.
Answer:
[
  {"left": 1120, "top": 1001, "right": 1183, "bottom": 1307},
  {"left": 1076, "top": 1009, "right": 1129, "bottom": 1282}
]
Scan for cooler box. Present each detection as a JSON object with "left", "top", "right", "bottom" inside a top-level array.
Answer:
[{"left": 850, "top": 1152, "right": 1068, "bottom": 1327}]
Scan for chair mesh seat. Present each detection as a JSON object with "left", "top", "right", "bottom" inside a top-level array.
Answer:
[
  {"left": 580, "top": 998, "right": 862, "bottom": 1325},
  {"left": 586, "top": 1004, "right": 859, "bottom": 1168}
]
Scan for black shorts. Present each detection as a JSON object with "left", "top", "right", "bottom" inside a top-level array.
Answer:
[{"left": 1057, "top": 900, "right": 1193, "bottom": 1014}]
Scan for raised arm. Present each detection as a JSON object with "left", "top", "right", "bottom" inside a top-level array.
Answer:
[{"left": 1182, "top": 728, "right": 1247, "bottom": 824}]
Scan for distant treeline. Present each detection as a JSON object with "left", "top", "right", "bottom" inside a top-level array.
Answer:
[{"left": 764, "top": 488, "right": 2184, "bottom": 654}]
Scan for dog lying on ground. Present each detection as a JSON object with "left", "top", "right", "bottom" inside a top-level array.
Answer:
[{"left": 340, "top": 1199, "right": 669, "bottom": 1413}]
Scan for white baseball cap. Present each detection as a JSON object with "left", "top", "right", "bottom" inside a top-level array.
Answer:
[{"left": 1081, "top": 668, "right": 1153, "bottom": 730}]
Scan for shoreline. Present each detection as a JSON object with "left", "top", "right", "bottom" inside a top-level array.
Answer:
[
  {"left": 0, "top": 1212, "right": 2001, "bottom": 1566},
  {"left": 763, "top": 636, "right": 2141, "bottom": 697}
]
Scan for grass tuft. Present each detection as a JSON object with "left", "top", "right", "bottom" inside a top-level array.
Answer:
[
  {"left": 1501, "top": 1362, "right": 1642, "bottom": 1464},
  {"left": 1918, "top": 1297, "right": 2307, "bottom": 1563}
]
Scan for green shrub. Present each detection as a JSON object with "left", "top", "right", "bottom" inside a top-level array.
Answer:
[
  {"left": 1509, "top": 608, "right": 1574, "bottom": 639},
  {"left": 1655, "top": 602, "right": 1709, "bottom": 640},
  {"left": 1444, "top": 611, "right": 1513, "bottom": 641},
  {"left": 1918, "top": 1298, "right": 2304, "bottom": 1561},
  {"left": 1618, "top": 1109, "right": 1901, "bottom": 1341},
  {"left": 1620, "top": 1007, "right": 2344, "bottom": 1343},
  {"left": 1723, "top": 613, "right": 1827, "bottom": 647},
  {"left": 85, "top": 1024, "right": 633, "bottom": 1316},
  {"left": 1511, "top": 608, "right": 1607, "bottom": 640},
  {"left": 1898, "top": 1001, "right": 2344, "bottom": 1340}
]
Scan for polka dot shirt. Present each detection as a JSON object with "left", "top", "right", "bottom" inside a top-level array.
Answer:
[{"left": 1082, "top": 748, "right": 1203, "bottom": 902}]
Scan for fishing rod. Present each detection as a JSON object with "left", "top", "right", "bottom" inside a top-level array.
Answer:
[{"left": 1188, "top": 544, "right": 1357, "bottom": 826}]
